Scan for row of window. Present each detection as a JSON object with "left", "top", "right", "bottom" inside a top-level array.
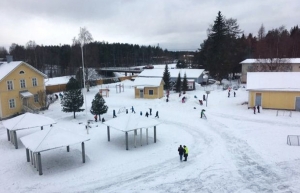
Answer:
[
  {"left": 8, "top": 95, "right": 39, "bottom": 109},
  {"left": 7, "top": 78, "right": 38, "bottom": 90}
]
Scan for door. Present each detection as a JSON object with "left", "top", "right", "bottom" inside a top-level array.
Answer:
[
  {"left": 296, "top": 97, "right": 300, "bottom": 111},
  {"left": 255, "top": 93, "right": 261, "bottom": 106},
  {"left": 139, "top": 89, "right": 144, "bottom": 98}
]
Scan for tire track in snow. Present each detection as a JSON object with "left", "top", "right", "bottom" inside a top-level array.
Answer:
[{"left": 206, "top": 114, "right": 294, "bottom": 192}]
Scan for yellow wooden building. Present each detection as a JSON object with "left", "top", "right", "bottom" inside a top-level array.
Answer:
[
  {"left": 0, "top": 61, "right": 47, "bottom": 119},
  {"left": 133, "top": 77, "right": 164, "bottom": 99},
  {"left": 247, "top": 72, "right": 300, "bottom": 111}
]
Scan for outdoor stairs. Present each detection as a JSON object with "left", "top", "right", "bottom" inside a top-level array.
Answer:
[{"left": 23, "top": 104, "right": 39, "bottom": 114}]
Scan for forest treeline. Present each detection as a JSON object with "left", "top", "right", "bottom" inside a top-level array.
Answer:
[{"left": 0, "top": 11, "right": 299, "bottom": 79}]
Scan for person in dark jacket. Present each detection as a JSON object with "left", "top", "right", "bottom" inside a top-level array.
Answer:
[
  {"left": 155, "top": 111, "right": 159, "bottom": 118},
  {"left": 178, "top": 145, "right": 184, "bottom": 161},
  {"left": 113, "top": 110, "right": 117, "bottom": 118},
  {"left": 145, "top": 112, "right": 149, "bottom": 117},
  {"left": 149, "top": 108, "right": 152, "bottom": 115},
  {"left": 257, "top": 105, "right": 260, "bottom": 113}
]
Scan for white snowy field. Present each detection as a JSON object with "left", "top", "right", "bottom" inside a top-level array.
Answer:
[{"left": 1, "top": 80, "right": 300, "bottom": 193}]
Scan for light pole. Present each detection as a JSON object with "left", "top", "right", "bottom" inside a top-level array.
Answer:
[
  {"left": 80, "top": 35, "right": 88, "bottom": 134},
  {"left": 205, "top": 91, "right": 210, "bottom": 107}
]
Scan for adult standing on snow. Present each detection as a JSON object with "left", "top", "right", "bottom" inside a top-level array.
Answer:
[
  {"left": 113, "top": 110, "right": 117, "bottom": 118},
  {"left": 149, "top": 108, "right": 152, "bottom": 115},
  {"left": 155, "top": 111, "right": 159, "bottom": 118},
  {"left": 178, "top": 145, "right": 184, "bottom": 161},
  {"left": 131, "top": 106, "right": 135, "bottom": 113},
  {"left": 145, "top": 112, "right": 149, "bottom": 117},
  {"left": 234, "top": 92, "right": 236, "bottom": 97},
  {"left": 257, "top": 105, "right": 260, "bottom": 113},
  {"left": 201, "top": 109, "right": 206, "bottom": 118},
  {"left": 183, "top": 145, "right": 189, "bottom": 161},
  {"left": 253, "top": 106, "right": 256, "bottom": 114}
]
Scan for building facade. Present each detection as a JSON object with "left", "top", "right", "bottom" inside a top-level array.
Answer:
[
  {"left": 0, "top": 61, "right": 47, "bottom": 119},
  {"left": 133, "top": 77, "right": 164, "bottom": 99},
  {"left": 247, "top": 72, "right": 300, "bottom": 111}
]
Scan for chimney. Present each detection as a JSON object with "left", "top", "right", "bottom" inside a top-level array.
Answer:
[{"left": 6, "top": 55, "right": 13, "bottom": 63}]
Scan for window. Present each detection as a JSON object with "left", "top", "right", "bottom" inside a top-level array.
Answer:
[
  {"left": 20, "top": 79, "right": 26, "bottom": 88},
  {"left": 19, "top": 71, "right": 24, "bottom": 74},
  {"left": 32, "top": 78, "right": 37, "bottom": 86},
  {"left": 9, "top": 99, "right": 15, "bottom": 108},
  {"left": 34, "top": 94, "right": 39, "bottom": 103},
  {"left": 149, "top": 90, "right": 154, "bottom": 95},
  {"left": 7, "top": 80, "right": 13, "bottom": 90}
]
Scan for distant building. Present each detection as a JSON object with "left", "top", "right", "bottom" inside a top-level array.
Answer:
[
  {"left": 240, "top": 58, "right": 300, "bottom": 83},
  {"left": 138, "top": 68, "right": 204, "bottom": 90},
  {"left": 0, "top": 61, "right": 47, "bottom": 119},
  {"left": 246, "top": 72, "right": 300, "bottom": 111},
  {"left": 133, "top": 77, "right": 164, "bottom": 99}
]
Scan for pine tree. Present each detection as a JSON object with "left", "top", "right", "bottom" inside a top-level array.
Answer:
[
  {"left": 61, "top": 77, "right": 84, "bottom": 118},
  {"left": 90, "top": 93, "right": 108, "bottom": 120},
  {"left": 162, "top": 64, "right": 171, "bottom": 90},
  {"left": 182, "top": 73, "right": 188, "bottom": 93},
  {"left": 175, "top": 72, "right": 181, "bottom": 93}
]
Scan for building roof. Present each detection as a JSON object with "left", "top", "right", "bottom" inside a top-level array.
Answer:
[
  {"left": 0, "top": 61, "right": 47, "bottom": 82},
  {"left": 20, "top": 126, "right": 90, "bottom": 153},
  {"left": 246, "top": 72, "right": 300, "bottom": 91},
  {"left": 240, "top": 58, "right": 300, "bottom": 64},
  {"left": 133, "top": 77, "right": 163, "bottom": 87},
  {"left": 138, "top": 69, "right": 204, "bottom": 78},
  {"left": 103, "top": 114, "right": 161, "bottom": 132},
  {"left": 45, "top": 76, "right": 74, "bottom": 86},
  {"left": 2, "top": 112, "right": 56, "bottom": 131}
]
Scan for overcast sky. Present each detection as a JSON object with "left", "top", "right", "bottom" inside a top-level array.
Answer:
[{"left": 1, "top": 0, "right": 299, "bottom": 52}]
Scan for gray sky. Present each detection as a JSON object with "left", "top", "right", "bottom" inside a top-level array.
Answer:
[{"left": 1, "top": 0, "right": 299, "bottom": 51}]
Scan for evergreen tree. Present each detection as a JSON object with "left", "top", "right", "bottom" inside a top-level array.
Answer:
[
  {"left": 90, "top": 93, "right": 108, "bottom": 120},
  {"left": 61, "top": 77, "right": 84, "bottom": 118},
  {"left": 182, "top": 73, "right": 188, "bottom": 93},
  {"left": 162, "top": 64, "right": 171, "bottom": 90},
  {"left": 175, "top": 73, "right": 182, "bottom": 93}
]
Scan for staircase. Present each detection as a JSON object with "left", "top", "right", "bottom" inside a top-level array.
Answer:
[{"left": 23, "top": 104, "right": 39, "bottom": 114}]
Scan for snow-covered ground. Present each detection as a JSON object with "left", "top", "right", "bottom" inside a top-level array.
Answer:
[{"left": 1, "top": 80, "right": 300, "bottom": 193}]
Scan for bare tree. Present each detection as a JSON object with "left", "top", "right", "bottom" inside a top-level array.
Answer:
[
  {"left": 77, "top": 27, "right": 93, "bottom": 91},
  {"left": 257, "top": 24, "right": 266, "bottom": 41},
  {"left": 251, "top": 58, "right": 292, "bottom": 72}
]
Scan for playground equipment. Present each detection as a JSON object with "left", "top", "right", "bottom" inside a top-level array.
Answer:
[
  {"left": 116, "top": 83, "right": 124, "bottom": 93},
  {"left": 99, "top": 88, "right": 110, "bottom": 97}
]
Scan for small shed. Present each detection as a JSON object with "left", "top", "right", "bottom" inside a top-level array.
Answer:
[
  {"left": 20, "top": 126, "right": 90, "bottom": 175},
  {"left": 103, "top": 114, "right": 161, "bottom": 150},
  {"left": 133, "top": 77, "right": 164, "bottom": 99},
  {"left": 247, "top": 72, "right": 300, "bottom": 110},
  {"left": 2, "top": 112, "right": 56, "bottom": 149}
]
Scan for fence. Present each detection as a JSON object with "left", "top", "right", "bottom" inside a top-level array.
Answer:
[{"left": 287, "top": 135, "right": 300, "bottom": 146}]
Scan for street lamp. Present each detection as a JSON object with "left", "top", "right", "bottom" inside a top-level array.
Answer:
[{"left": 205, "top": 90, "right": 210, "bottom": 107}]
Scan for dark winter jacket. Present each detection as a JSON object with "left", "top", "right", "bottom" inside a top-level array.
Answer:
[{"left": 178, "top": 146, "right": 184, "bottom": 155}]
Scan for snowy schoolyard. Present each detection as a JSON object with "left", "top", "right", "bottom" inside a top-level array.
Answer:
[{"left": 1, "top": 79, "right": 300, "bottom": 193}]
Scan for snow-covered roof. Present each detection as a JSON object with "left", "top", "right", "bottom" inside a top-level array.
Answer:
[
  {"left": 0, "top": 61, "right": 47, "bottom": 82},
  {"left": 103, "top": 114, "right": 161, "bottom": 132},
  {"left": 133, "top": 77, "right": 163, "bottom": 87},
  {"left": 45, "top": 76, "right": 74, "bottom": 86},
  {"left": 246, "top": 72, "right": 300, "bottom": 91},
  {"left": 240, "top": 58, "right": 300, "bottom": 64},
  {"left": 20, "top": 127, "right": 90, "bottom": 153},
  {"left": 138, "top": 69, "right": 204, "bottom": 78},
  {"left": 2, "top": 112, "right": 56, "bottom": 131}
]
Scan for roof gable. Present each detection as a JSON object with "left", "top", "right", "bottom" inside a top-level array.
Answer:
[{"left": 0, "top": 61, "right": 47, "bottom": 82}]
